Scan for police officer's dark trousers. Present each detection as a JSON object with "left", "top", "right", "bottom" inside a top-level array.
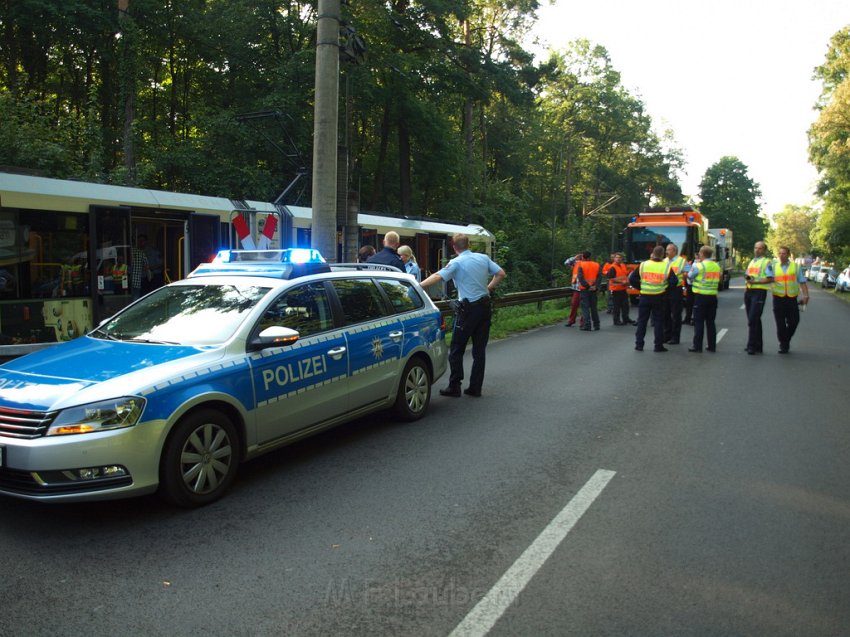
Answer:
[
  {"left": 579, "top": 289, "right": 599, "bottom": 329},
  {"left": 744, "top": 288, "right": 767, "bottom": 352},
  {"left": 772, "top": 295, "right": 800, "bottom": 351},
  {"left": 635, "top": 293, "right": 665, "bottom": 349},
  {"left": 448, "top": 298, "right": 492, "bottom": 392},
  {"left": 664, "top": 285, "right": 683, "bottom": 342},
  {"left": 691, "top": 293, "right": 717, "bottom": 351},
  {"left": 611, "top": 290, "right": 630, "bottom": 324}
]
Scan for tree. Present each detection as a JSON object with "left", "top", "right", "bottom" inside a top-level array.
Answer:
[
  {"left": 698, "top": 156, "right": 767, "bottom": 257},
  {"left": 766, "top": 204, "right": 815, "bottom": 258},
  {"left": 809, "top": 25, "right": 850, "bottom": 263}
]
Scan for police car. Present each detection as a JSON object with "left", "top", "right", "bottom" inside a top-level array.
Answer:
[{"left": 0, "top": 249, "right": 447, "bottom": 507}]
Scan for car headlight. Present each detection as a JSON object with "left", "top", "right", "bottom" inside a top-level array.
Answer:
[{"left": 46, "top": 397, "right": 146, "bottom": 436}]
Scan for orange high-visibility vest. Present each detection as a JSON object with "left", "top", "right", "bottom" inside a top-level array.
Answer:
[
  {"left": 608, "top": 263, "right": 628, "bottom": 291},
  {"left": 577, "top": 261, "right": 600, "bottom": 290}
]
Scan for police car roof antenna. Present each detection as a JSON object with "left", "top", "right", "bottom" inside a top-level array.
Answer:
[{"left": 235, "top": 110, "right": 310, "bottom": 206}]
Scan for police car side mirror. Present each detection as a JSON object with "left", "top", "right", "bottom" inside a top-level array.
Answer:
[{"left": 250, "top": 326, "right": 300, "bottom": 351}]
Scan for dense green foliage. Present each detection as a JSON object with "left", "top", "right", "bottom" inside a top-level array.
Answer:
[
  {"left": 698, "top": 156, "right": 767, "bottom": 260},
  {"left": 767, "top": 204, "right": 816, "bottom": 258},
  {"left": 0, "top": 1, "right": 703, "bottom": 290},
  {"left": 809, "top": 25, "right": 850, "bottom": 264}
]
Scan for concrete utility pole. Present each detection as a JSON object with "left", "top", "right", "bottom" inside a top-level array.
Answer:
[{"left": 311, "top": 0, "right": 340, "bottom": 261}]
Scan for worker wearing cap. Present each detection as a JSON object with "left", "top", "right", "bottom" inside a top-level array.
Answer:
[
  {"left": 564, "top": 253, "right": 584, "bottom": 328},
  {"left": 744, "top": 240, "right": 774, "bottom": 355}
]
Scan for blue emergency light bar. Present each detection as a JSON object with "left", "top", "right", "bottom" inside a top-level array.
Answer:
[
  {"left": 213, "top": 248, "right": 326, "bottom": 265},
  {"left": 189, "top": 248, "right": 330, "bottom": 279}
]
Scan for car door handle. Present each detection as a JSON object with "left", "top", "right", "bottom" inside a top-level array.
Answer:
[
  {"left": 388, "top": 330, "right": 403, "bottom": 341},
  {"left": 327, "top": 346, "right": 347, "bottom": 360}
]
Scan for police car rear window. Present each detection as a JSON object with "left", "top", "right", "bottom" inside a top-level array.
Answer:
[
  {"left": 331, "top": 279, "right": 390, "bottom": 324},
  {"left": 377, "top": 279, "right": 424, "bottom": 313},
  {"left": 258, "top": 282, "right": 334, "bottom": 338}
]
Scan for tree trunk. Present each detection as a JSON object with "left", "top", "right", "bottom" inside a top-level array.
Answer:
[
  {"left": 118, "top": 0, "right": 137, "bottom": 182},
  {"left": 369, "top": 97, "right": 391, "bottom": 211},
  {"left": 398, "top": 117, "right": 411, "bottom": 215}
]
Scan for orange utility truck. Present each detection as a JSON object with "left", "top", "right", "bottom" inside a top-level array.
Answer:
[{"left": 623, "top": 206, "right": 710, "bottom": 296}]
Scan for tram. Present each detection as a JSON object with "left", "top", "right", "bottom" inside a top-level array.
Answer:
[{"left": 0, "top": 172, "right": 493, "bottom": 356}]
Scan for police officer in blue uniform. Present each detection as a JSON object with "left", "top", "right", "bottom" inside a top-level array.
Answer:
[
  {"left": 367, "top": 231, "right": 405, "bottom": 271},
  {"left": 421, "top": 233, "right": 506, "bottom": 397}
]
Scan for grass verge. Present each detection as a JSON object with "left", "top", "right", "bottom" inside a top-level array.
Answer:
[{"left": 444, "top": 298, "right": 573, "bottom": 345}]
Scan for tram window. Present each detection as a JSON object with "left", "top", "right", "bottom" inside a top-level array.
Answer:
[{"left": 19, "top": 210, "right": 90, "bottom": 299}]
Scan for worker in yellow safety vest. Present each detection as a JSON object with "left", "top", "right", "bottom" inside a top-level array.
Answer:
[
  {"left": 772, "top": 246, "right": 809, "bottom": 354},
  {"left": 744, "top": 240, "right": 774, "bottom": 355},
  {"left": 687, "top": 245, "right": 722, "bottom": 353},
  {"left": 664, "top": 243, "right": 687, "bottom": 345},
  {"left": 112, "top": 261, "right": 128, "bottom": 289},
  {"left": 632, "top": 245, "right": 675, "bottom": 352}
]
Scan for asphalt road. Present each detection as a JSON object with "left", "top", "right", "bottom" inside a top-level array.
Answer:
[{"left": 2, "top": 278, "right": 849, "bottom": 636}]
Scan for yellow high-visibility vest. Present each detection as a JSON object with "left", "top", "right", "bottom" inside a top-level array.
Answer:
[
  {"left": 772, "top": 261, "right": 800, "bottom": 297},
  {"left": 746, "top": 257, "right": 771, "bottom": 290},
  {"left": 667, "top": 255, "right": 686, "bottom": 286},
  {"left": 639, "top": 259, "right": 671, "bottom": 295},
  {"left": 692, "top": 260, "right": 721, "bottom": 295}
]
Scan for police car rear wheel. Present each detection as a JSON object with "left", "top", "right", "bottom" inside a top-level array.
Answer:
[
  {"left": 160, "top": 409, "right": 240, "bottom": 507},
  {"left": 394, "top": 358, "right": 431, "bottom": 421}
]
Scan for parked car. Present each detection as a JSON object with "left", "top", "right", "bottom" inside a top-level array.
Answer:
[
  {"left": 807, "top": 264, "right": 821, "bottom": 281},
  {"left": 835, "top": 267, "right": 850, "bottom": 293},
  {"left": 0, "top": 249, "right": 448, "bottom": 507},
  {"left": 821, "top": 267, "right": 839, "bottom": 289}
]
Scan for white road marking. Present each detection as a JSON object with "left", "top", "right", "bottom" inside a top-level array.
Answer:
[
  {"left": 740, "top": 304, "right": 746, "bottom": 310},
  {"left": 449, "top": 469, "right": 617, "bottom": 637},
  {"left": 717, "top": 328, "right": 728, "bottom": 343}
]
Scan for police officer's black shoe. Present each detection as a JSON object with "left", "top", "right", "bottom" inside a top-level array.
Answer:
[
  {"left": 688, "top": 347, "right": 702, "bottom": 353},
  {"left": 634, "top": 344, "right": 643, "bottom": 351},
  {"left": 439, "top": 386, "right": 462, "bottom": 397},
  {"left": 653, "top": 346, "right": 668, "bottom": 352},
  {"left": 463, "top": 388, "right": 481, "bottom": 397}
]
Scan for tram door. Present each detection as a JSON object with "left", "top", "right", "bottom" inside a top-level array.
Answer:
[
  {"left": 132, "top": 217, "right": 188, "bottom": 291},
  {"left": 90, "top": 205, "right": 132, "bottom": 325}
]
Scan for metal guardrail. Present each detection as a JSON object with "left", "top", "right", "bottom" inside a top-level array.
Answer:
[
  {"left": 434, "top": 287, "right": 573, "bottom": 316},
  {"left": 0, "top": 287, "right": 575, "bottom": 362}
]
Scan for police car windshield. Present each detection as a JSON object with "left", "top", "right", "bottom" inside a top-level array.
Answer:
[{"left": 95, "top": 283, "right": 270, "bottom": 346}]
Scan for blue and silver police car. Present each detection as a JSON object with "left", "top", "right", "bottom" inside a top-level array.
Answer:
[{"left": 0, "top": 249, "right": 447, "bottom": 507}]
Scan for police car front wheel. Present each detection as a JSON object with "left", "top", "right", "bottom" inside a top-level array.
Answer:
[
  {"left": 394, "top": 357, "right": 431, "bottom": 421},
  {"left": 160, "top": 409, "right": 240, "bottom": 507}
]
